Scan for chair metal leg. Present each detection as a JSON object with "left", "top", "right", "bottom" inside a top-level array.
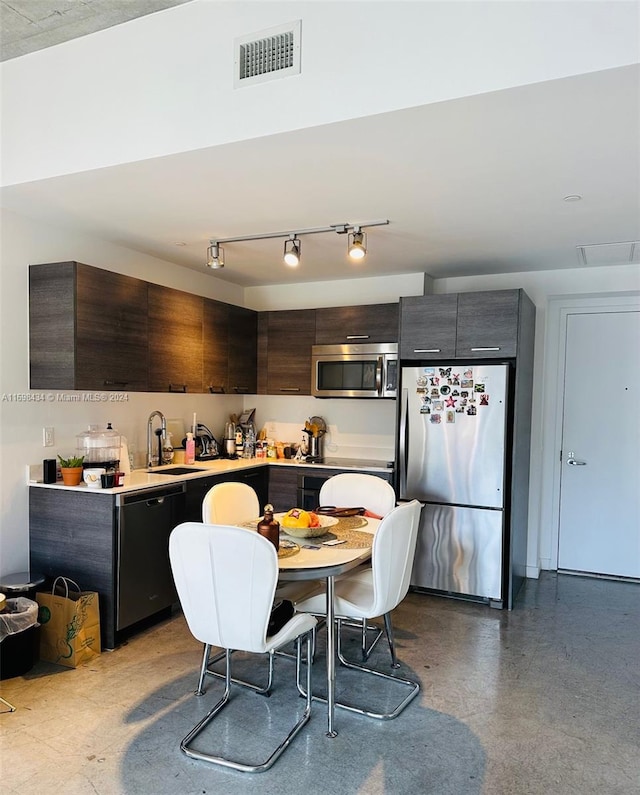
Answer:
[
  {"left": 383, "top": 611, "right": 400, "bottom": 669},
  {"left": 197, "top": 644, "right": 274, "bottom": 696},
  {"left": 297, "top": 618, "right": 419, "bottom": 720},
  {"left": 181, "top": 632, "right": 314, "bottom": 773}
]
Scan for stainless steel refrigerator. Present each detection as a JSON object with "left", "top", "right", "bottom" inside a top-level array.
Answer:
[{"left": 399, "top": 363, "right": 510, "bottom": 606}]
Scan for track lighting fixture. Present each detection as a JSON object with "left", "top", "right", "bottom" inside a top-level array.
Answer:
[
  {"left": 348, "top": 227, "right": 367, "bottom": 260},
  {"left": 206, "top": 242, "right": 224, "bottom": 269},
  {"left": 283, "top": 235, "right": 301, "bottom": 267},
  {"left": 206, "top": 219, "right": 388, "bottom": 271}
]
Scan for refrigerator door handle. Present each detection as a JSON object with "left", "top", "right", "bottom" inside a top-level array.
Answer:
[{"left": 399, "top": 387, "right": 409, "bottom": 496}]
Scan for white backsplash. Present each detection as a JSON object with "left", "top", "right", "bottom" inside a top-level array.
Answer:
[{"left": 248, "top": 396, "right": 397, "bottom": 461}]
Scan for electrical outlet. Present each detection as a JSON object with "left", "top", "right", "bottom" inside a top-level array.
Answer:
[{"left": 43, "top": 427, "right": 54, "bottom": 447}]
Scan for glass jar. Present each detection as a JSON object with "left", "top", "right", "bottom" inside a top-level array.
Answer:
[{"left": 162, "top": 432, "right": 174, "bottom": 465}]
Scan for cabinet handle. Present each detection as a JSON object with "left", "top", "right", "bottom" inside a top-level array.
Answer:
[
  {"left": 146, "top": 497, "right": 165, "bottom": 506},
  {"left": 103, "top": 380, "right": 129, "bottom": 387},
  {"left": 470, "top": 347, "right": 500, "bottom": 352},
  {"left": 208, "top": 385, "right": 225, "bottom": 394},
  {"left": 413, "top": 348, "right": 441, "bottom": 353},
  {"left": 233, "top": 386, "right": 249, "bottom": 393},
  {"left": 169, "top": 383, "right": 187, "bottom": 392},
  {"left": 346, "top": 335, "right": 369, "bottom": 340},
  {"left": 280, "top": 387, "right": 301, "bottom": 392}
]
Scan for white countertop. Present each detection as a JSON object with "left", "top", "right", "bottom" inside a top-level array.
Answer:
[{"left": 29, "top": 456, "right": 394, "bottom": 495}]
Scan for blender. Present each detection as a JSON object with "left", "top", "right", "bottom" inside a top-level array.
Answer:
[{"left": 223, "top": 421, "right": 236, "bottom": 458}]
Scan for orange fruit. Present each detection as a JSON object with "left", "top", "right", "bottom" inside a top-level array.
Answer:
[{"left": 282, "top": 508, "right": 311, "bottom": 528}]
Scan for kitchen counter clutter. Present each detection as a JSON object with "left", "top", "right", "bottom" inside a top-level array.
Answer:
[{"left": 29, "top": 456, "right": 393, "bottom": 494}]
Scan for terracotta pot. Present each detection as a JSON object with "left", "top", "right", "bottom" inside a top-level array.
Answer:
[{"left": 60, "top": 467, "right": 83, "bottom": 486}]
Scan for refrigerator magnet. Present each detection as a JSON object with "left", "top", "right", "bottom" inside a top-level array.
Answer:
[
  {"left": 433, "top": 400, "right": 444, "bottom": 411},
  {"left": 474, "top": 383, "right": 485, "bottom": 393},
  {"left": 451, "top": 389, "right": 460, "bottom": 396},
  {"left": 430, "top": 388, "right": 440, "bottom": 398},
  {"left": 440, "top": 384, "right": 450, "bottom": 395},
  {"left": 456, "top": 405, "right": 466, "bottom": 413},
  {"left": 430, "top": 413, "right": 442, "bottom": 424},
  {"left": 420, "top": 404, "right": 431, "bottom": 414},
  {"left": 446, "top": 411, "right": 455, "bottom": 423},
  {"left": 464, "top": 369, "right": 473, "bottom": 379},
  {"left": 452, "top": 373, "right": 461, "bottom": 385},
  {"left": 445, "top": 396, "right": 457, "bottom": 408},
  {"left": 439, "top": 367, "right": 451, "bottom": 378},
  {"left": 423, "top": 367, "right": 435, "bottom": 377},
  {"left": 429, "top": 376, "right": 440, "bottom": 386},
  {"left": 480, "top": 394, "right": 489, "bottom": 406},
  {"left": 467, "top": 405, "right": 477, "bottom": 415}
]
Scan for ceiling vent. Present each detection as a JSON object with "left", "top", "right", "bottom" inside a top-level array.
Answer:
[
  {"left": 576, "top": 241, "right": 640, "bottom": 266},
  {"left": 234, "top": 20, "right": 301, "bottom": 88}
]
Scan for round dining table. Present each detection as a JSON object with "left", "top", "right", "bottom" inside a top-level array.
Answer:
[{"left": 276, "top": 517, "right": 380, "bottom": 737}]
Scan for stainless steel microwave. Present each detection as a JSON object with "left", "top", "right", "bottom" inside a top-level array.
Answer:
[{"left": 311, "top": 343, "right": 398, "bottom": 399}]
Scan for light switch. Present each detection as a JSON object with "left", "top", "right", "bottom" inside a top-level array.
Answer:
[{"left": 43, "top": 427, "right": 54, "bottom": 447}]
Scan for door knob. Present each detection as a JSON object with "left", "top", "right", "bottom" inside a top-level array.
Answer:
[{"left": 566, "top": 451, "right": 587, "bottom": 466}]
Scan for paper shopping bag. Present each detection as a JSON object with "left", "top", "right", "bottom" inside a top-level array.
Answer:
[{"left": 36, "top": 577, "right": 101, "bottom": 667}]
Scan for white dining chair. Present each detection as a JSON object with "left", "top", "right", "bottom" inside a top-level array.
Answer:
[
  {"left": 318, "top": 472, "right": 398, "bottom": 663},
  {"left": 201, "top": 480, "right": 258, "bottom": 525},
  {"left": 294, "top": 499, "right": 422, "bottom": 719},
  {"left": 200, "top": 481, "right": 318, "bottom": 692},
  {"left": 169, "top": 522, "right": 317, "bottom": 773}
]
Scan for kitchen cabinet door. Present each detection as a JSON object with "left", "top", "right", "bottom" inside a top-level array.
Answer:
[
  {"left": 399, "top": 295, "right": 458, "bottom": 360},
  {"left": 456, "top": 290, "right": 520, "bottom": 358},
  {"left": 260, "top": 309, "right": 316, "bottom": 395},
  {"left": 29, "top": 262, "right": 149, "bottom": 391},
  {"left": 75, "top": 264, "right": 149, "bottom": 391},
  {"left": 148, "top": 284, "right": 203, "bottom": 392},
  {"left": 315, "top": 303, "right": 399, "bottom": 344},
  {"left": 203, "top": 298, "right": 229, "bottom": 393},
  {"left": 228, "top": 304, "right": 258, "bottom": 394}
]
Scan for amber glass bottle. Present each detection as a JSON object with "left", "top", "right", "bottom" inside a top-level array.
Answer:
[{"left": 257, "top": 504, "right": 280, "bottom": 551}]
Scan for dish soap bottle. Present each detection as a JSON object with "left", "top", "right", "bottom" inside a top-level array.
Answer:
[
  {"left": 257, "top": 504, "right": 280, "bottom": 551},
  {"left": 185, "top": 432, "right": 195, "bottom": 465}
]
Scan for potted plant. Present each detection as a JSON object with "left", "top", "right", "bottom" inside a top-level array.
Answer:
[{"left": 57, "top": 454, "right": 85, "bottom": 486}]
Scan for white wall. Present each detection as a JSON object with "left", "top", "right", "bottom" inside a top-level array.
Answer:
[{"left": 2, "top": 0, "right": 637, "bottom": 185}]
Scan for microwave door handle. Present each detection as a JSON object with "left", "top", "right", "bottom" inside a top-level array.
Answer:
[{"left": 376, "top": 355, "right": 383, "bottom": 396}]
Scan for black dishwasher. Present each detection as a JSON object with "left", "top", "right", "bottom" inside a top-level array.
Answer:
[{"left": 116, "top": 483, "right": 185, "bottom": 631}]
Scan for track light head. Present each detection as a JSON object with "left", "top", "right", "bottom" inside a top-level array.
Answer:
[
  {"left": 283, "top": 236, "right": 301, "bottom": 267},
  {"left": 206, "top": 243, "right": 224, "bottom": 269},
  {"left": 348, "top": 228, "right": 367, "bottom": 260}
]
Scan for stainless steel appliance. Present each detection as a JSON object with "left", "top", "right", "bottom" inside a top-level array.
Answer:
[
  {"left": 399, "top": 363, "right": 510, "bottom": 606},
  {"left": 312, "top": 343, "right": 398, "bottom": 398}
]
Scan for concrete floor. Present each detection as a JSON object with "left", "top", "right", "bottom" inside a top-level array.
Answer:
[{"left": 1, "top": 572, "right": 638, "bottom": 794}]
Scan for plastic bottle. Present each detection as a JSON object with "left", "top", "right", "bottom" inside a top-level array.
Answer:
[{"left": 185, "top": 432, "right": 196, "bottom": 464}]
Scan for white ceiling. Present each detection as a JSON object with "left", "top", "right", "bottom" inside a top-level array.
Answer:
[{"left": 1, "top": 3, "right": 639, "bottom": 288}]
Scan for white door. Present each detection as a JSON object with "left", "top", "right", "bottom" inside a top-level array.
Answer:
[{"left": 557, "top": 310, "right": 640, "bottom": 577}]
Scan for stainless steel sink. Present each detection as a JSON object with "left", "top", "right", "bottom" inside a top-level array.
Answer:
[{"left": 146, "top": 466, "right": 207, "bottom": 475}]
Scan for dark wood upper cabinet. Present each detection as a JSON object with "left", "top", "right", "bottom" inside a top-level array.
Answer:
[
  {"left": 258, "top": 309, "right": 316, "bottom": 395},
  {"left": 227, "top": 304, "right": 258, "bottom": 394},
  {"left": 399, "top": 290, "right": 528, "bottom": 361},
  {"left": 399, "top": 294, "right": 458, "bottom": 360},
  {"left": 29, "top": 262, "right": 149, "bottom": 391},
  {"left": 315, "top": 303, "right": 399, "bottom": 344},
  {"left": 148, "top": 284, "right": 203, "bottom": 393},
  {"left": 203, "top": 298, "right": 229, "bottom": 394},
  {"left": 455, "top": 290, "right": 520, "bottom": 358}
]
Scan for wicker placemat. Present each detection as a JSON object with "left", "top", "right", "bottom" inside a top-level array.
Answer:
[{"left": 294, "top": 519, "right": 372, "bottom": 549}]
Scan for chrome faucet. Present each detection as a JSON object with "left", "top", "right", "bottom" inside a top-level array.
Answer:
[{"left": 147, "top": 411, "right": 167, "bottom": 468}]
